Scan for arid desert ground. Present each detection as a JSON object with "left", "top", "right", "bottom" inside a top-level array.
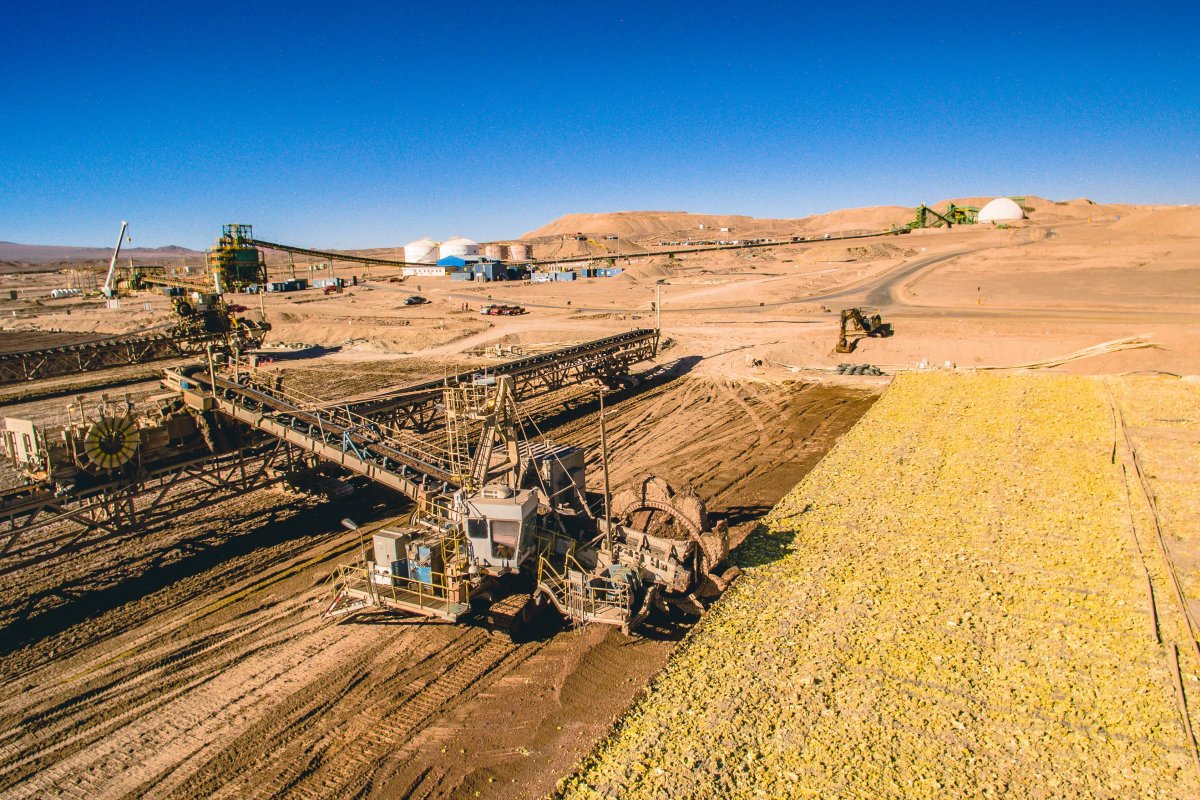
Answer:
[{"left": 1, "top": 196, "right": 1198, "bottom": 798}]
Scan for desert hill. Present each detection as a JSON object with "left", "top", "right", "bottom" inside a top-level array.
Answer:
[
  {"left": 519, "top": 196, "right": 1140, "bottom": 244},
  {"left": 521, "top": 211, "right": 767, "bottom": 240},
  {"left": 0, "top": 241, "right": 200, "bottom": 264}
]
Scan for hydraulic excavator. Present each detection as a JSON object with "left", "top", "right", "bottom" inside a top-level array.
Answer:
[{"left": 836, "top": 307, "right": 893, "bottom": 353}]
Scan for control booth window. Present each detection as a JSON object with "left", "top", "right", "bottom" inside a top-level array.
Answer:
[
  {"left": 491, "top": 519, "right": 519, "bottom": 559},
  {"left": 466, "top": 518, "right": 488, "bottom": 540}
]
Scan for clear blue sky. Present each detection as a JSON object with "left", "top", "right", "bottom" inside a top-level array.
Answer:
[{"left": 2, "top": 1, "right": 1197, "bottom": 249}]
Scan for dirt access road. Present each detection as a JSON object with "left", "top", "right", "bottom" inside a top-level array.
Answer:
[{"left": 0, "top": 361, "right": 876, "bottom": 800}]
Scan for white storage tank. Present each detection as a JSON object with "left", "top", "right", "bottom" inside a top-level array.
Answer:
[
  {"left": 483, "top": 243, "right": 504, "bottom": 260},
  {"left": 507, "top": 242, "right": 530, "bottom": 262},
  {"left": 439, "top": 236, "right": 479, "bottom": 260},
  {"left": 404, "top": 238, "right": 439, "bottom": 264},
  {"left": 978, "top": 197, "right": 1025, "bottom": 223}
]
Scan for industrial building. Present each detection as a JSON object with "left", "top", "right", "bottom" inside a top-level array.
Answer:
[
  {"left": 401, "top": 264, "right": 450, "bottom": 277},
  {"left": 438, "top": 255, "right": 516, "bottom": 281}
]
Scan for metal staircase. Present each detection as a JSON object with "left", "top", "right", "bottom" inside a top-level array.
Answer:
[{"left": 536, "top": 553, "right": 631, "bottom": 628}]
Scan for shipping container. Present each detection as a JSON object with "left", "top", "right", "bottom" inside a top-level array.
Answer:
[
  {"left": 553, "top": 271, "right": 576, "bottom": 281},
  {"left": 473, "top": 263, "right": 503, "bottom": 281}
]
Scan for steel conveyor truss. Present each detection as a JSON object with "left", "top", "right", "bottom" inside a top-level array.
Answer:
[
  {"left": 340, "top": 328, "right": 659, "bottom": 432},
  {"left": 164, "top": 328, "right": 659, "bottom": 502},
  {"left": 169, "top": 369, "right": 459, "bottom": 502},
  {"left": 0, "top": 331, "right": 227, "bottom": 386}
]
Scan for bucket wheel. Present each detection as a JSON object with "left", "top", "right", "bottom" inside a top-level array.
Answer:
[
  {"left": 81, "top": 413, "right": 141, "bottom": 472},
  {"left": 611, "top": 476, "right": 728, "bottom": 573}
]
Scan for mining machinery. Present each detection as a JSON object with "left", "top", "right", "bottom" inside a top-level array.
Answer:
[
  {"left": 4, "top": 321, "right": 729, "bottom": 637},
  {"left": 101, "top": 220, "right": 128, "bottom": 299},
  {"left": 908, "top": 203, "right": 979, "bottom": 229},
  {"left": 836, "top": 307, "right": 893, "bottom": 354},
  {"left": 149, "top": 323, "right": 728, "bottom": 637},
  {"left": 105, "top": 224, "right": 267, "bottom": 297},
  {"left": 168, "top": 289, "right": 268, "bottom": 350},
  {"left": 0, "top": 331, "right": 661, "bottom": 573},
  {"left": 319, "top": 371, "right": 735, "bottom": 638},
  {"left": 0, "top": 290, "right": 270, "bottom": 386},
  {"left": 2, "top": 391, "right": 236, "bottom": 493}
]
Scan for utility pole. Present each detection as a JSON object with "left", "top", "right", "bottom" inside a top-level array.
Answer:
[
  {"left": 599, "top": 385, "right": 613, "bottom": 555},
  {"left": 206, "top": 343, "right": 218, "bottom": 397},
  {"left": 655, "top": 283, "right": 662, "bottom": 332}
]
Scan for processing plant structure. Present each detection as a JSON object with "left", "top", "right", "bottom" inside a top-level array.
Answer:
[{"left": 206, "top": 224, "right": 269, "bottom": 291}]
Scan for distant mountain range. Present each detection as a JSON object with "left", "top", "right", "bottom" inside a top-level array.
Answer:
[{"left": 0, "top": 241, "right": 201, "bottom": 264}]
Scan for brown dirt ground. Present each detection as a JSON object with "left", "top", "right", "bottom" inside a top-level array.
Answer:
[
  {"left": 0, "top": 358, "right": 874, "bottom": 799},
  {"left": 1, "top": 197, "right": 1198, "bottom": 798}
]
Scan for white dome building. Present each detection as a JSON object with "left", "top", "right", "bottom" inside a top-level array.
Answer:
[
  {"left": 438, "top": 236, "right": 479, "bottom": 260},
  {"left": 403, "top": 237, "right": 439, "bottom": 264},
  {"left": 978, "top": 197, "right": 1025, "bottom": 223}
]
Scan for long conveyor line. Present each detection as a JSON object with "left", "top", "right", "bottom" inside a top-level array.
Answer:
[
  {"left": 249, "top": 238, "right": 425, "bottom": 268},
  {"left": 0, "top": 329, "right": 227, "bottom": 386},
  {"left": 253, "top": 226, "right": 910, "bottom": 269},
  {"left": 0, "top": 329, "right": 660, "bottom": 549},
  {"left": 168, "top": 328, "right": 659, "bottom": 501},
  {"left": 339, "top": 328, "right": 659, "bottom": 429},
  {"left": 174, "top": 368, "right": 458, "bottom": 501}
]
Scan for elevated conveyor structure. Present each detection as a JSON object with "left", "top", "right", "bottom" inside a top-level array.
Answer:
[
  {"left": 250, "top": 227, "right": 913, "bottom": 270},
  {"left": 0, "top": 330, "right": 232, "bottom": 385},
  {"left": 248, "top": 239, "right": 425, "bottom": 268},
  {"left": 165, "top": 368, "right": 458, "bottom": 501},
  {"left": 0, "top": 442, "right": 300, "bottom": 572},
  {"left": 163, "top": 329, "right": 658, "bottom": 499},
  {"left": 338, "top": 328, "right": 660, "bottom": 431},
  {"left": 0, "top": 329, "right": 658, "bottom": 556}
]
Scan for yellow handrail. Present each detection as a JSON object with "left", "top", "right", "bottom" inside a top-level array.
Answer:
[{"left": 335, "top": 562, "right": 470, "bottom": 607}]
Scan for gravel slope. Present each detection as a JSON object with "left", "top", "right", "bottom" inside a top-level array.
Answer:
[{"left": 557, "top": 372, "right": 1200, "bottom": 799}]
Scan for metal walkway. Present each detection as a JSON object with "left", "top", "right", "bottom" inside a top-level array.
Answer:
[
  {"left": 168, "top": 369, "right": 457, "bottom": 500},
  {"left": 0, "top": 330, "right": 228, "bottom": 386},
  {"left": 338, "top": 328, "right": 659, "bottom": 431},
  {"left": 164, "top": 329, "right": 658, "bottom": 501},
  {"left": 325, "top": 564, "right": 469, "bottom": 622}
]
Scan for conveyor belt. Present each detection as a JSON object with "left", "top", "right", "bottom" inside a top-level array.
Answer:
[
  {"left": 167, "top": 329, "right": 659, "bottom": 500},
  {"left": 253, "top": 228, "right": 910, "bottom": 269},
  {"left": 249, "top": 239, "right": 425, "bottom": 268},
  {"left": 0, "top": 330, "right": 227, "bottom": 386},
  {"left": 341, "top": 328, "right": 659, "bottom": 430},
  {"left": 530, "top": 227, "right": 912, "bottom": 266},
  {"left": 172, "top": 369, "right": 457, "bottom": 500}
]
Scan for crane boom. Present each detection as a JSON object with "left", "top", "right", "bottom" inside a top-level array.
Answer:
[{"left": 102, "top": 221, "right": 128, "bottom": 298}]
